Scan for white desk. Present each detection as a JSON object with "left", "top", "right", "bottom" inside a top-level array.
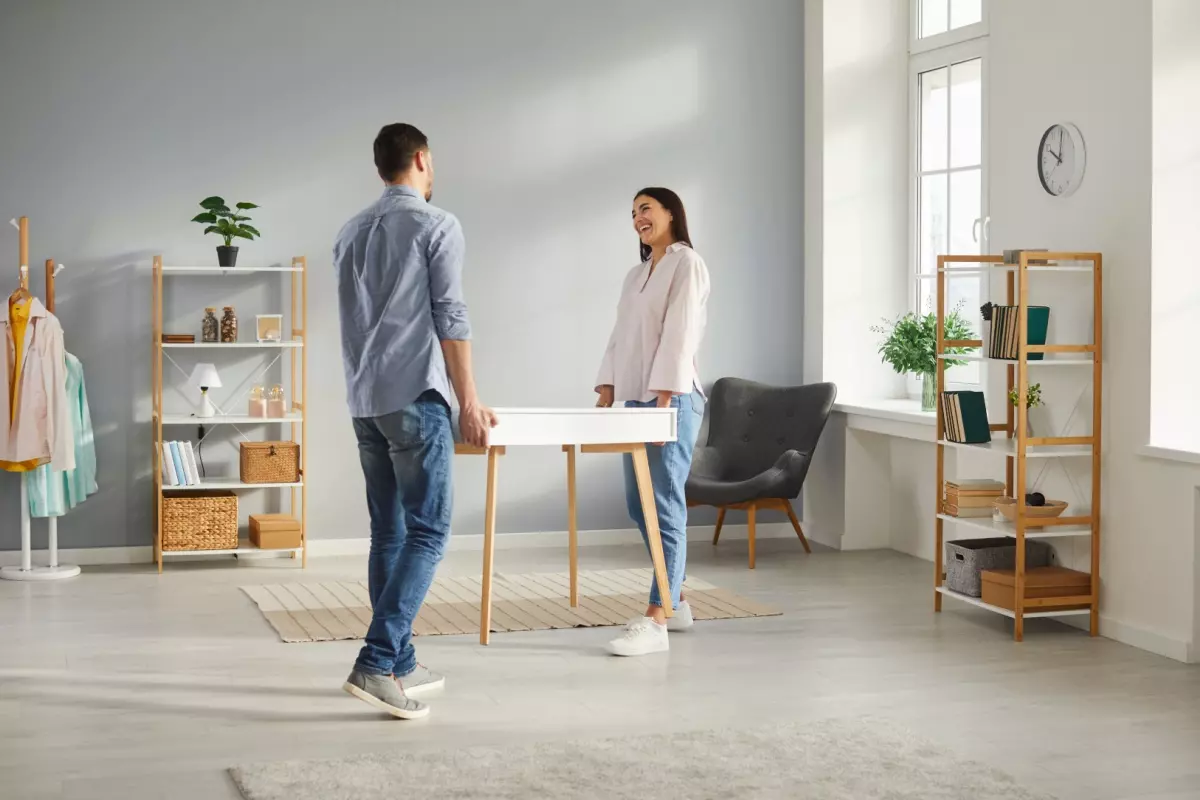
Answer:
[{"left": 455, "top": 407, "right": 677, "bottom": 645}]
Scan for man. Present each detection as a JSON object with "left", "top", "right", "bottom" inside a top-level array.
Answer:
[{"left": 335, "top": 122, "right": 496, "bottom": 720}]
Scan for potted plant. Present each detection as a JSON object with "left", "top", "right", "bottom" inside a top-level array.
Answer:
[
  {"left": 191, "top": 196, "right": 261, "bottom": 267},
  {"left": 871, "top": 302, "right": 976, "bottom": 412},
  {"left": 1008, "top": 382, "right": 1043, "bottom": 437}
]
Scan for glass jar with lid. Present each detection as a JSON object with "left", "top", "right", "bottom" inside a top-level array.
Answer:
[
  {"left": 267, "top": 385, "right": 286, "bottom": 418},
  {"left": 248, "top": 385, "right": 267, "bottom": 418},
  {"left": 220, "top": 306, "right": 238, "bottom": 343},
  {"left": 201, "top": 308, "right": 219, "bottom": 343}
]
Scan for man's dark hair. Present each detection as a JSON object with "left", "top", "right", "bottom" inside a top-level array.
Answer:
[{"left": 374, "top": 123, "right": 429, "bottom": 182}]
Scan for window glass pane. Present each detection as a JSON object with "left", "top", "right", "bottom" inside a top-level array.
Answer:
[
  {"left": 949, "top": 59, "right": 982, "bottom": 168},
  {"left": 921, "top": 0, "right": 949, "bottom": 38},
  {"left": 919, "top": 173, "right": 948, "bottom": 276},
  {"left": 948, "top": 168, "right": 982, "bottom": 256},
  {"left": 950, "top": 0, "right": 983, "bottom": 29},
  {"left": 944, "top": 276, "right": 981, "bottom": 383},
  {"left": 919, "top": 67, "right": 949, "bottom": 172}
]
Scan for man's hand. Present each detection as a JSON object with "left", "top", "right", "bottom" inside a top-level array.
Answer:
[
  {"left": 460, "top": 401, "right": 498, "bottom": 448},
  {"left": 596, "top": 385, "right": 614, "bottom": 408}
]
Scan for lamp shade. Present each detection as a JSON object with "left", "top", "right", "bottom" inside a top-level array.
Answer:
[{"left": 188, "top": 363, "right": 222, "bottom": 389}]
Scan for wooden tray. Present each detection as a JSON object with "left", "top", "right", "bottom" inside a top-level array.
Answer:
[{"left": 993, "top": 496, "right": 1067, "bottom": 527}]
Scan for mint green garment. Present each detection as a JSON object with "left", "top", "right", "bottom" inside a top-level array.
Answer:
[{"left": 24, "top": 353, "right": 97, "bottom": 517}]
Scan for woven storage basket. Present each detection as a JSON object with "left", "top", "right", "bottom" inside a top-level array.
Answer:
[
  {"left": 240, "top": 441, "right": 300, "bottom": 484},
  {"left": 162, "top": 491, "right": 238, "bottom": 551}
]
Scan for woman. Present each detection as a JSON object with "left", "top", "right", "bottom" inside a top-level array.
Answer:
[{"left": 594, "top": 187, "right": 710, "bottom": 657}]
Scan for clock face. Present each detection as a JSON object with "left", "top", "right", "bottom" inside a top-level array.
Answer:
[{"left": 1038, "top": 123, "right": 1086, "bottom": 197}]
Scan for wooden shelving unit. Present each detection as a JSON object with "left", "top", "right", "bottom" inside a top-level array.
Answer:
[
  {"left": 151, "top": 256, "right": 308, "bottom": 572},
  {"left": 934, "top": 251, "right": 1102, "bottom": 641}
]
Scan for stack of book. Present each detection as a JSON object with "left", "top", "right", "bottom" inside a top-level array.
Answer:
[
  {"left": 943, "top": 479, "right": 1005, "bottom": 518},
  {"left": 161, "top": 441, "right": 203, "bottom": 487},
  {"left": 986, "top": 305, "right": 1049, "bottom": 361},
  {"left": 940, "top": 390, "right": 992, "bottom": 444}
]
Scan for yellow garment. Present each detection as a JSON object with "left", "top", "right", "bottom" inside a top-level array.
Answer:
[{"left": 1, "top": 296, "right": 43, "bottom": 472}]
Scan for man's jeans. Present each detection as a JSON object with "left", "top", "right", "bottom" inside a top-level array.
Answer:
[
  {"left": 622, "top": 390, "right": 705, "bottom": 610},
  {"left": 352, "top": 390, "right": 453, "bottom": 676}
]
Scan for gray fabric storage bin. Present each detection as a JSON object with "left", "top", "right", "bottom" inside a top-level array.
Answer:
[{"left": 944, "top": 537, "right": 1052, "bottom": 597}]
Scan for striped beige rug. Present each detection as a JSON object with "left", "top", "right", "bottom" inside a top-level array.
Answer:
[{"left": 241, "top": 568, "right": 779, "bottom": 643}]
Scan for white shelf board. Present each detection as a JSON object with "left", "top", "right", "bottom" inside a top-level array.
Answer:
[
  {"left": 936, "top": 586, "right": 1092, "bottom": 619},
  {"left": 162, "top": 341, "right": 303, "bottom": 349},
  {"left": 162, "top": 539, "right": 302, "bottom": 557},
  {"left": 161, "top": 266, "right": 302, "bottom": 274},
  {"left": 937, "top": 439, "right": 1092, "bottom": 458},
  {"left": 938, "top": 354, "right": 1093, "bottom": 366},
  {"left": 936, "top": 513, "right": 1093, "bottom": 538},
  {"left": 162, "top": 479, "right": 303, "bottom": 491},
  {"left": 162, "top": 413, "right": 302, "bottom": 425}
]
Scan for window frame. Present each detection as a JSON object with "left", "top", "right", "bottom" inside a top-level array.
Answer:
[
  {"left": 910, "top": 0, "right": 989, "bottom": 55},
  {"left": 907, "top": 33, "right": 990, "bottom": 396}
]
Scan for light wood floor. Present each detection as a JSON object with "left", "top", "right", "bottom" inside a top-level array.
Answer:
[{"left": 2, "top": 540, "right": 1198, "bottom": 800}]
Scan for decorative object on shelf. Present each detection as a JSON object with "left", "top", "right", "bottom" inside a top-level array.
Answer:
[
  {"left": 220, "top": 306, "right": 238, "bottom": 342},
  {"left": 939, "top": 390, "right": 990, "bottom": 443},
  {"left": 1002, "top": 249, "right": 1049, "bottom": 265},
  {"left": 248, "top": 384, "right": 267, "bottom": 418},
  {"left": 161, "top": 491, "right": 238, "bottom": 551},
  {"left": 1037, "top": 122, "right": 1087, "bottom": 197},
  {"left": 870, "top": 302, "right": 976, "bottom": 412},
  {"left": 992, "top": 496, "right": 1067, "bottom": 528},
  {"left": 187, "top": 363, "right": 222, "bottom": 419},
  {"left": 267, "top": 384, "right": 286, "bottom": 418},
  {"left": 942, "top": 479, "right": 1004, "bottom": 518},
  {"left": 1008, "top": 381, "right": 1043, "bottom": 436},
  {"left": 944, "top": 537, "right": 1052, "bottom": 597},
  {"left": 161, "top": 334, "right": 195, "bottom": 344},
  {"left": 191, "top": 196, "right": 261, "bottom": 267},
  {"left": 201, "top": 307, "right": 219, "bottom": 342},
  {"left": 249, "top": 513, "right": 302, "bottom": 549},
  {"left": 240, "top": 441, "right": 300, "bottom": 484},
  {"left": 982, "top": 302, "right": 1049, "bottom": 361},
  {"left": 981, "top": 566, "right": 1090, "bottom": 612},
  {"left": 256, "top": 314, "right": 283, "bottom": 342}
]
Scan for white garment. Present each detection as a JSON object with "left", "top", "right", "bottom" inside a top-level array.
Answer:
[
  {"left": 595, "top": 242, "right": 710, "bottom": 403},
  {"left": 0, "top": 298, "right": 74, "bottom": 471}
]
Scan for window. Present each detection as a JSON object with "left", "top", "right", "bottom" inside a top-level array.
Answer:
[
  {"left": 909, "top": 13, "right": 987, "bottom": 392},
  {"left": 912, "top": 0, "right": 986, "bottom": 53}
]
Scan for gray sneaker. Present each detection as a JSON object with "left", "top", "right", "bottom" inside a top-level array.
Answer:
[
  {"left": 343, "top": 669, "right": 429, "bottom": 720},
  {"left": 396, "top": 663, "right": 445, "bottom": 697}
]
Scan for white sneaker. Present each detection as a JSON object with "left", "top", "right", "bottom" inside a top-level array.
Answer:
[
  {"left": 666, "top": 600, "right": 694, "bottom": 632},
  {"left": 608, "top": 617, "right": 669, "bottom": 656}
]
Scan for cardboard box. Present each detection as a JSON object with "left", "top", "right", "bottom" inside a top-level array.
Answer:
[
  {"left": 980, "top": 566, "right": 1091, "bottom": 611},
  {"left": 249, "top": 513, "right": 302, "bottom": 550}
]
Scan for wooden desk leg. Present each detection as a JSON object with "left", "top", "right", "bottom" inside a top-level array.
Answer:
[
  {"left": 564, "top": 445, "right": 578, "bottom": 607},
  {"left": 629, "top": 444, "right": 674, "bottom": 619},
  {"left": 480, "top": 447, "right": 500, "bottom": 645}
]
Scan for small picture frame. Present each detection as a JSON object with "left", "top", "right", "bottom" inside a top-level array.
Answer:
[{"left": 256, "top": 314, "right": 283, "bottom": 343}]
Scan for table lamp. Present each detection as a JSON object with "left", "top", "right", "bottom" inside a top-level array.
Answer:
[{"left": 188, "top": 363, "right": 222, "bottom": 418}]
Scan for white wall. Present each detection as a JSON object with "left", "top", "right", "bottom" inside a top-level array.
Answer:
[{"left": 0, "top": 0, "right": 807, "bottom": 550}]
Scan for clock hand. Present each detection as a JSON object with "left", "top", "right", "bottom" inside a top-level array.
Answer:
[{"left": 1047, "top": 147, "right": 1062, "bottom": 164}]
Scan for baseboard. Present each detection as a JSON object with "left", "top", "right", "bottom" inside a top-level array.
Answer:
[
  {"left": 1095, "top": 615, "right": 1194, "bottom": 663},
  {"left": 308, "top": 522, "right": 795, "bottom": 558},
  {"left": 0, "top": 524, "right": 795, "bottom": 566}
]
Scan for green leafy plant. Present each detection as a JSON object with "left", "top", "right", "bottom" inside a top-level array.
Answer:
[
  {"left": 191, "top": 196, "right": 261, "bottom": 247},
  {"left": 870, "top": 302, "right": 976, "bottom": 376},
  {"left": 1008, "top": 382, "right": 1043, "bottom": 408}
]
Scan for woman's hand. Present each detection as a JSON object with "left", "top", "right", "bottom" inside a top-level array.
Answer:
[
  {"left": 596, "top": 385, "right": 614, "bottom": 408},
  {"left": 653, "top": 390, "right": 674, "bottom": 445}
]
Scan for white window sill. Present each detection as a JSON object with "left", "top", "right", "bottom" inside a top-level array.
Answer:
[
  {"left": 833, "top": 398, "right": 937, "bottom": 426},
  {"left": 1138, "top": 444, "right": 1200, "bottom": 467}
]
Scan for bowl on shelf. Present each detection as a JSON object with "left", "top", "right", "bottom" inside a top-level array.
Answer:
[{"left": 993, "top": 496, "right": 1067, "bottom": 527}]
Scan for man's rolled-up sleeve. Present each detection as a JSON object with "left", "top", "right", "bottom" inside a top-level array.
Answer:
[{"left": 427, "top": 213, "right": 472, "bottom": 340}]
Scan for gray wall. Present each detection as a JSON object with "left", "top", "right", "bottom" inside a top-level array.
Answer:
[{"left": 0, "top": 0, "right": 805, "bottom": 550}]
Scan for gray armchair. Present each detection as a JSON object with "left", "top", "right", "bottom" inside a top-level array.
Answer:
[{"left": 685, "top": 378, "right": 837, "bottom": 568}]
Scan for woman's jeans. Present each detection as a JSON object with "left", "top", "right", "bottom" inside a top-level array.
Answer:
[{"left": 621, "top": 390, "right": 705, "bottom": 610}]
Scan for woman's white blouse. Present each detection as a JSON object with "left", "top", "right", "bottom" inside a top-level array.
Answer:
[{"left": 595, "top": 242, "right": 710, "bottom": 403}]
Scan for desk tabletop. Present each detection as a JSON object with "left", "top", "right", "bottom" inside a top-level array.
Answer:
[{"left": 466, "top": 406, "right": 677, "bottom": 447}]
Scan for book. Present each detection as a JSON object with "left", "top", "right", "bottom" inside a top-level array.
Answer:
[
  {"left": 945, "top": 479, "right": 1005, "bottom": 491},
  {"left": 183, "top": 442, "right": 201, "bottom": 486},
  {"left": 169, "top": 442, "right": 187, "bottom": 487},
  {"left": 987, "top": 305, "right": 1049, "bottom": 361},
  {"left": 162, "top": 442, "right": 179, "bottom": 486},
  {"left": 941, "top": 391, "right": 991, "bottom": 444},
  {"left": 945, "top": 494, "right": 1000, "bottom": 508},
  {"left": 943, "top": 505, "right": 994, "bottom": 518}
]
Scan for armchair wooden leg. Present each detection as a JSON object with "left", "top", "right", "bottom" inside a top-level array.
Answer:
[
  {"left": 784, "top": 502, "right": 812, "bottom": 554},
  {"left": 712, "top": 507, "right": 726, "bottom": 545},
  {"left": 747, "top": 503, "right": 757, "bottom": 570}
]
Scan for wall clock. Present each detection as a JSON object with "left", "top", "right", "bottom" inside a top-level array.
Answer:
[{"left": 1037, "top": 122, "right": 1086, "bottom": 197}]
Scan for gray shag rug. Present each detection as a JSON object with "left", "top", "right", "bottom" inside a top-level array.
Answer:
[{"left": 229, "top": 717, "right": 1054, "bottom": 800}]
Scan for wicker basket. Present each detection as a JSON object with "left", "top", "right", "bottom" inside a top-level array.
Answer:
[
  {"left": 240, "top": 441, "right": 300, "bottom": 484},
  {"left": 162, "top": 491, "right": 238, "bottom": 551}
]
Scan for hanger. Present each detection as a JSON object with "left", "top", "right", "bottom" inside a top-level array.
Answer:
[{"left": 9, "top": 266, "right": 32, "bottom": 308}]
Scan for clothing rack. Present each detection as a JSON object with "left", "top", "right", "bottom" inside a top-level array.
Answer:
[{"left": 1, "top": 216, "right": 78, "bottom": 582}]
